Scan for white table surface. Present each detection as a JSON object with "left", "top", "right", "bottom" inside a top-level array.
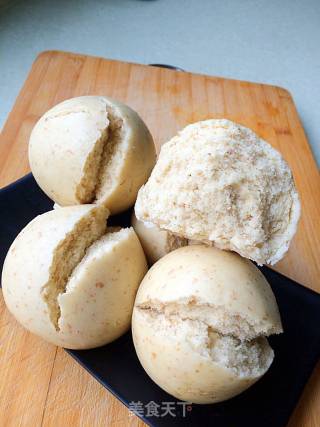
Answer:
[{"left": 1, "top": 0, "right": 319, "bottom": 164}]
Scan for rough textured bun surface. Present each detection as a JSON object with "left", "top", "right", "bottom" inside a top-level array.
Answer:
[
  {"left": 29, "top": 96, "right": 156, "bottom": 214},
  {"left": 132, "top": 245, "right": 282, "bottom": 403},
  {"left": 131, "top": 211, "right": 187, "bottom": 264},
  {"left": 2, "top": 205, "right": 147, "bottom": 349},
  {"left": 135, "top": 119, "right": 300, "bottom": 265}
]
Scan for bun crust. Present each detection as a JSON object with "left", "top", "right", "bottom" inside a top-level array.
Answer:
[
  {"left": 29, "top": 96, "right": 156, "bottom": 214},
  {"left": 2, "top": 205, "right": 147, "bottom": 349},
  {"left": 132, "top": 245, "right": 282, "bottom": 403},
  {"left": 131, "top": 210, "right": 187, "bottom": 264}
]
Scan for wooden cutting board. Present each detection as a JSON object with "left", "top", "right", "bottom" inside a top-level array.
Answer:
[{"left": 0, "top": 50, "right": 319, "bottom": 427}]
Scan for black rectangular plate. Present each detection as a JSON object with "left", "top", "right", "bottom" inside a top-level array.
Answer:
[{"left": 1, "top": 173, "right": 320, "bottom": 427}]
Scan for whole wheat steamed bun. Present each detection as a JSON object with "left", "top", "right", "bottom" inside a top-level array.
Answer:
[
  {"left": 2, "top": 204, "right": 147, "bottom": 349},
  {"left": 135, "top": 119, "right": 300, "bottom": 265},
  {"left": 131, "top": 211, "right": 187, "bottom": 264},
  {"left": 29, "top": 96, "right": 156, "bottom": 214},
  {"left": 132, "top": 245, "right": 282, "bottom": 404}
]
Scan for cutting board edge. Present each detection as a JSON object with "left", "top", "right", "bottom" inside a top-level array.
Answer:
[{"left": 34, "top": 49, "right": 294, "bottom": 97}]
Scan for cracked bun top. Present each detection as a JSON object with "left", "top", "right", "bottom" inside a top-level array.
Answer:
[
  {"left": 2, "top": 205, "right": 147, "bottom": 349},
  {"left": 135, "top": 119, "right": 300, "bottom": 265},
  {"left": 29, "top": 96, "right": 156, "bottom": 214},
  {"left": 132, "top": 245, "right": 282, "bottom": 403},
  {"left": 134, "top": 245, "right": 282, "bottom": 340}
]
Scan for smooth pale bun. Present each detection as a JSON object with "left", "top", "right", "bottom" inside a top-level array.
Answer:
[
  {"left": 2, "top": 205, "right": 147, "bottom": 349},
  {"left": 135, "top": 245, "right": 282, "bottom": 339},
  {"left": 29, "top": 96, "right": 156, "bottom": 214},
  {"left": 135, "top": 119, "right": 300, "bottom": 265},
  {"left": 131, "top": 210, "right": 187, "bottom": 264},
  {"left": 132, "top": 245, "right": 282, "bottom": 403}
]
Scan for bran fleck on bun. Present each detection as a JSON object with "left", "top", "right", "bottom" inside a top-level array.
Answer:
[
  {"left": 131, "top": 210, "right": 187, "bottom": 264},
  {"left": 132, "top": 245, "right": 282, "bottom": 403},
  {"left": 2, "top": 204, "right": 147, "bottom": 349},
  {"left": 135, "top": 119, "right": 300, "bottom": 265},
  {"left": 29, "top": 96, "right": 156, "bottom": 214}
]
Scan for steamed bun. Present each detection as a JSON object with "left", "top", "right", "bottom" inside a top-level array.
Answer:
[{"left": 135, "top": 119, "right": 300, "bottom": 265}]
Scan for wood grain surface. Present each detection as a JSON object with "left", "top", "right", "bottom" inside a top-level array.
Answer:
[{"left": 0, "top": 50, "right": 319, "bottom": 427}]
